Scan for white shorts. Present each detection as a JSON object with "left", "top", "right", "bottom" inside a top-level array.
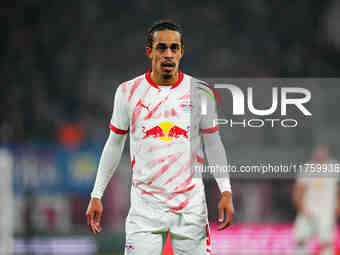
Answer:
[
  {"left": 293, "top": 213, "right": 335, "bottom": 244},
  {"left": 124, "top": 186, "right": 212, "bottom": 255}
]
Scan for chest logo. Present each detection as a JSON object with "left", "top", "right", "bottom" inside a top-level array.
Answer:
[{"left": 142, "top": 121, "right": 189, "bottom": 141}]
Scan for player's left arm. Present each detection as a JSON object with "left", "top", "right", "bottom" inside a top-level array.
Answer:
[
  {"left": 199, "top": 83, "right": 234, "bottom": 230},
  {"left": 202, "top": 131, "right": 234, "bottom": 230}
]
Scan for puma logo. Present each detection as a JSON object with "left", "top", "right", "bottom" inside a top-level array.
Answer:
[{"left": 140, "top": 103, "right": 150, "bottom": 112}]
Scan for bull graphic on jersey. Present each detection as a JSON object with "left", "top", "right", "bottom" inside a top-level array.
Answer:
[{"left": 142, "top": 121, "right": 189, "bottom": 141}]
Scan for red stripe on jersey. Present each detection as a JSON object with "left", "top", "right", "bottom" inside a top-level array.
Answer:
[
  {"left": 145, "top": 71, "right": 184, "bottom": 90},
  {"left": 131, "top": 100, "right": 144, "bottom": 133},
  {"left": 166, "top": 184, "right": 196, "bottom": 202},
  {"left": 135, "top": 181, "right": 144, "bottom": 186},
  {"left": 168, "top": 198, "right": 190, "bottom": 212},
  {"left": 141, "top": 189, "right": 165, "bottom": 195},
  {"left": 144, "top": 95, "right": 169, "bottom": 120},
  {"left": 131, "top": 86, "right": 152, "bottom": 133},
  {"left": 146, "top": 152, "right": 181, "bottom": 168},
  {"left": 128, "top": 76, "right": 143, "bottom": 102},
  {"left": 163, "top": 158, "right": 191, "bottom": 185},
  {"left": 146, "top": 152, "right": 183, "bottom": 185},
  {"left": 196, "top": 155, "right": 204, "bottom": 164},
  {"left": 200, "top": 125, "right": 220, "bottom": 134},
  {"left": 170, "top": 108, "right": 178, "bottom": 117},
  {"left": 164, "top": 110, "right": 169, "bottom": 118},
  {"left": 175, "top": 173, "right": 194, "bottom": 191},
  {"left": 148, "top": 140, "right": 185, "bottom": 153},
  {"left": 131, "top": 156, "right": 135, "bottom": 172},
  {"left": 206, "top": 248, "right": 212, "bottom": 253},
  {"left": 109, "top": 124, "right": 128, "bottom": 134}
]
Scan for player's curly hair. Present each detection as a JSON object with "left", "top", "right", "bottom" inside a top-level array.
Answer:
[{"left": 145, "top": 20, "right": 184, "bottom": 48}]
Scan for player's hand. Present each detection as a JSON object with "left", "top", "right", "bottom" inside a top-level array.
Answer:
[
  {"left": 217, "top": 191, "right": 234, "bottom": 231},
  {"left": 86, "top": 197, "right": 103, "bottom": 234}
]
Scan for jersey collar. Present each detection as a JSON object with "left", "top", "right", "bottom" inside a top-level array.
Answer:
[{"left": 145, "top": 70, "right": 184, "bottom": 90}]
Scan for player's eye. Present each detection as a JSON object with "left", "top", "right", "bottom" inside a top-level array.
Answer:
[
  {"left": 156, "top": 44, "right": 167, "bottom": 51},
  {"left": 170, "top": 44, "right": 180, "bottom": 51}
]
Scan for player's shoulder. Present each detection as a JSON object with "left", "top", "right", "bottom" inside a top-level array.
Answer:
[
  {"left": 184, "top": 73, "right": 220, "bottom": 102},
  {"left": 186, "top": 74, "right": 215, "bottom": 95},
  {"left": 117, "top": 73, "right": 146, "bottom": 90},
  {"left": 114, "top": 73, "right": 147, "bottom": 98},
  {"left": 183, "top": 73, "right": 209, "bottom": 89}
]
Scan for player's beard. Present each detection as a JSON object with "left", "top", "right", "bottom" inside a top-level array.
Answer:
[
  {"left": 162, "top": 73, "right": 172, "bottom": 80},
  {"left": 160, "top": 62, "right": 176, "bottom": 80}
]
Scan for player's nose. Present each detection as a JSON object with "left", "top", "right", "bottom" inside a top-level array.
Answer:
[{"left": 163, "top": 48, "right": 174, "bottom": 58}]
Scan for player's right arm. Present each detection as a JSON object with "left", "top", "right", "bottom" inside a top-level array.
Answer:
[{"left": 86, "top": 84, "right": 129, "bottom": 234}]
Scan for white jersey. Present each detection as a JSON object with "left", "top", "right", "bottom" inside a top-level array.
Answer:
[
  {"left": 298, "top": 160, "right": 339, "bottom": 217},
  {"left": 110, "top": 71, "right": 219, "bottom": 213}
]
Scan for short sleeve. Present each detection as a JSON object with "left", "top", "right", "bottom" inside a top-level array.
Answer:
[
  {"left": 199, "top": 86, "right": 220, "bottom": 134},
  {"left": 109, "top": 84, "right": 129, "bottom": 134}
]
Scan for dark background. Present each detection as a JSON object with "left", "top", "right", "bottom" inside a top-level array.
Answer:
[
  {"left": 2, "top": 0, "right": 340, "bottom": 143},
  {"left": 2, "top": 0, "right": 340, "bottom": 254}
]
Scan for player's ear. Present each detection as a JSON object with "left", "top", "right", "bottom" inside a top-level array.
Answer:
[
  {"left": 145, "top": 47, "right": 152, "bottom": 59},
  {"left": 180, "top": 45, "right": 184, "bottom": 58}
]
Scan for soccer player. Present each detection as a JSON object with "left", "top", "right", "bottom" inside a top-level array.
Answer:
[
  {"left": 293, "top": 144, "right": 339, "bottom": 255},
  {"left": 86, "top": 20, "right": 234, "bottom": 255}
]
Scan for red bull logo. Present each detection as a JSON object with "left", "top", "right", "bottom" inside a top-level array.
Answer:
[{"left": 142, "top": 121, "right": 189, "bottom": 141}]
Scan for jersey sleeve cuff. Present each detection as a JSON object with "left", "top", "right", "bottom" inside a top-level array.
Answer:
[
  {"left": 109, "top": 123, "right": 129, "bottom": 134},
  {"left": 200, "top": 125, "right": 220, "bottom": 134},
  {"left": 90, "top": 191, "right": 103, "bottom": 199},
  {"left": 215, "top": 178, "right": 232, "bottom": 193}
]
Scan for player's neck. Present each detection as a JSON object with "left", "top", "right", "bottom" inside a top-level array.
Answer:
[{"left": 150, "top": 70, "right": 179, "bottom": 86}]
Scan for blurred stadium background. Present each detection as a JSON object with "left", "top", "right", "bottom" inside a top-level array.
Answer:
[{"left": 2, "top": 0, "right": 340, "bottom": 254}]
